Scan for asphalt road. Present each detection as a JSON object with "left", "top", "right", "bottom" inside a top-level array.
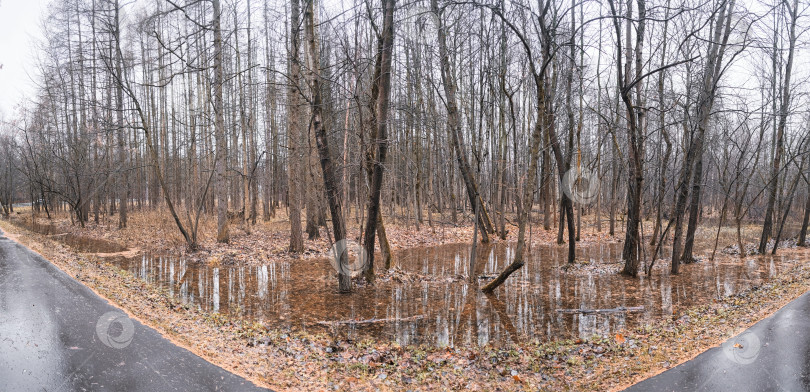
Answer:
[
  {"left": 624, "top": 290, "right": 810, "bottom": 391},
  {"left": 0, "top": 228, "right": 269, "bottom": 391}
]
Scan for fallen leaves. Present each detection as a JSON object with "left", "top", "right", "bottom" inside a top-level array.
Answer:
[{"left": 5, "top": 214, "right": 810, "bottom": 391}]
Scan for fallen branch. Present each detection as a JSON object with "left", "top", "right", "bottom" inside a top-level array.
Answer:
[
  {"left": 556, "top": 306, "right": 644, "bottom": 314},
  {"left": 316, "top": 315, "right": 425, "bottom": 326}
]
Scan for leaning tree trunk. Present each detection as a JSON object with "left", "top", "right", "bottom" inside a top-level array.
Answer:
[
  {"left": 109, "top": 0, "right": 197, "bottom": 249},
  {"left": 433, "top": 0, "right": 493, "bottom": 243},
  {"left": 671, "top": 0, "right": 734, "bottom": 272},
  {"left": 480, "top": 1, "right": 555, "bottom": 291},
  {"left": 773, "top": 159, "right": 803, "bottom": 254},
  {"left": 304, "top": 0, "right": 351, "bottom": 293},
  {"left": 481, "top": 88, "right": 545, "bottom": 293}
]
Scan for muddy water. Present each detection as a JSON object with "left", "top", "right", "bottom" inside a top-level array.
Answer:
[
  {"left": 103, "top": 242, "right": 799, "bottom": 347},
  {"left": 18, "top": 221, "right": 127, "bottom": 253}
]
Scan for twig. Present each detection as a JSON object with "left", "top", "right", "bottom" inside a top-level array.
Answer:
[
  {"left": 316, "top": 315, "right": 425, "bottom": 326},
  {"left": 556, "top": 306, "right": 644, "bottom": 314}
]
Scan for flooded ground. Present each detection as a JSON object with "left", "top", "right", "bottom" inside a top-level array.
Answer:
[
  {"left": 16, "top": 220, "right": 127, "bottom": 253},
  {"left": 97, "top": 240, "right": 799, "bottom": 347},
  {"left": 7, "top": 216, "right": 801, "bottom": 346}
]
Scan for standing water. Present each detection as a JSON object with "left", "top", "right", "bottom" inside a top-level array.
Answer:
[{"left": 102, "top": 242, "right": 798, "bottom": 347}]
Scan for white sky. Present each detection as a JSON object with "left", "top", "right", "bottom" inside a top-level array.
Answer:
[
  {"left": 0, "top": 0, "right": 47, "bottom": 119},
  {"left": 0, "top": 0, "right": 802, "bottom": 125}
]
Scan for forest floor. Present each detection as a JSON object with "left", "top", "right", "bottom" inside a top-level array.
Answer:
[
  {"left": 8, "top": 207, "right": 617, "bottom": 264},
  {"left": 1, "top": 209, "right": 809, "bottom": 391}
]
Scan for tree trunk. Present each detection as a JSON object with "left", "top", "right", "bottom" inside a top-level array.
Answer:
[
  {"left": 433, "top": 0, "right": 493, "bottom": 243},
  {"left": 759, "top": 0, "right": 798, "bottom": 254},
  {"left": 681, "top": 153, "right": 704, "bottom": 262},
  {"left": 481, "top": 2, "right": 554, "bottom": 292},
  {"left": 114, "top": 0, "right": 128, "bottom": 229},
  {"left": 671, "top": 0, "right": 734, "bottom": 272},
  {"left": 798, "top": 192, "right": 810, "bottom": 246},
  {"left": 361, "top": 0, "right": 395, "bottom": 283},
  {"left": 213, "top": 0, "right": 229, "bottom": 244},
  {"left": 304, "top": 0, "right": 351, "bottom": 293},
  {"left": 287, "top": 0, "right": 304, "bottom": 253}
]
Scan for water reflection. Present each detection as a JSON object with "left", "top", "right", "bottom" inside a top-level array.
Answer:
[
  {"left": 15, "top": 220, "right": 127, "bottom": 253},
  {"left": 105, "top": 242, "right": 798, "bottom": 347}
]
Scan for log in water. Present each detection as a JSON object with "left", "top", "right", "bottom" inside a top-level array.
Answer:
[{"left": 556, "top": 306, "right": 645, "bottom": 314}]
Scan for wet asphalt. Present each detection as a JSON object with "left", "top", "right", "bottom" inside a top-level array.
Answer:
[
  {"left": 0, "top": 228, "right": 269, "bottom": 391},
  {"left": 624, "top": 290, "right": 810, "bottom": 391}
]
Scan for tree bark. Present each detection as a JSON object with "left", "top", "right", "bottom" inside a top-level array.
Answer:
[
  {"left": 213, "top": 0, "right": 229, "bottom": 244},
  {"left": 361, "top": 0, "right": 395, "bottom": 283},
  {"left": 288, "top": 0, "right": 304, "bottom": 253},
  {"left": 114, "top": 0, "right": 128, "bottom": 229},
  {"left": 670, "top": 0, "right": 734, "bottom": 272},
  {"left": 304, "top": 0, "right": 351, "bottom": 292},
  {"left": 433, "top": 0, "right": 493, "bottom": 243},
  {"left": 759, "top": 0, "right": 798, "bottom": 254}
]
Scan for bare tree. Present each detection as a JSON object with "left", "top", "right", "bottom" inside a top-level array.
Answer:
[
  {"left": 361, "top": 0, "right": 395, "bottom": 283},
  {"left": 303, "top": 0, "right": 351, "bottom": 292}
]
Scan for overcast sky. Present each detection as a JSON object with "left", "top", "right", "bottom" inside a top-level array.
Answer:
[
  {"left": 0, "top": 0, "right": 47, "bottom": 119},
  {"left": 0, "top": 0, "right": 802, "bottom": 126}
]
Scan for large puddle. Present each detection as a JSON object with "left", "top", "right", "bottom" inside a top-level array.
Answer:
[
  {"left": 101, "top": 241, "right": 799, "bottom": 347},
  {"left": 18, "top": 220, "right": 127, "bottom": 253}
]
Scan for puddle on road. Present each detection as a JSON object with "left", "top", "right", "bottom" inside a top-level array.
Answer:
[{"left": 102, "top": 241, "right": 799, "bottom": 347}]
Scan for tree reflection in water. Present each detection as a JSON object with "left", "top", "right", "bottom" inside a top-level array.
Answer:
[{"left": 108, "top": 242, "right": 795, "bottom": 347}]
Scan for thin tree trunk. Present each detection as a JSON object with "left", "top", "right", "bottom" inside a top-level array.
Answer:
[
  {"left": 671, "top": 0, "right": 734, "bottom": 272},
  {"left": 759, "top": 0, "right": 798, "bottom": 254},
  {"left": 798, "top": 191, "right": 810, "bottom": 246},
  {"left": 213, "top": 0, "right": 229, "bottom": 244},
  {"left": 287, "top": 0, "right": 304, "bottom": 253},
  {"left": 433, "top": 0, "right": 492, "bottom": 243},
  {"left": 303, "top": 0, "right": 350, "bottom": 293},
  {"left": 114, "top": 0, "right": 128, "bottom": 229},
  {"left": 361, "top": 0, "right": 395, "bottom": 283}
]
